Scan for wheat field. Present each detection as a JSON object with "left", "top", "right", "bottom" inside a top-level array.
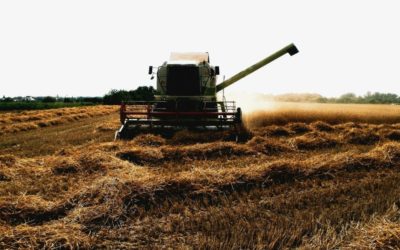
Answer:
[
  {"left": 0, "top": 106, "right": 117, "bottom": 135},
  {"left": 1, "top": 103, "right": 400, "bottom": 249}
]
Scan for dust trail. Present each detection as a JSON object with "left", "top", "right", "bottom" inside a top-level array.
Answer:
[{"left": 218, "top": 92, "right": 278, "bottom": 113}]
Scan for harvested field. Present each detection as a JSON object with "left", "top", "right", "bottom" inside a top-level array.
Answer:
[
  {"left": 1, "top": 103, "right": 400, "bottom": 249},
  {"left": 0, "top": 105, "right": 117, "bottom": 135}
]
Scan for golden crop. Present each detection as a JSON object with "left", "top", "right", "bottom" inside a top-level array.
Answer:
[
  {"left": 1, "top": 103, "right": 400, "bottom": 248},
  {"left": 0, "top": 105, "right": 117, "bottom": 135}
]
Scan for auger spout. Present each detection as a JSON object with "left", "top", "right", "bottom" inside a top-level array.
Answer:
[{"left": 216, "top": 43, "right": 299, "bottom": 92}]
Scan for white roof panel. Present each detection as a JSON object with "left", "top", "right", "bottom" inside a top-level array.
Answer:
[{"left": 169, "top": 52, "right": 209, "bottom": 63}]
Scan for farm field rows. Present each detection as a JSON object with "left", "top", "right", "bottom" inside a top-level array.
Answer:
[
  {"left": 1, "top": 103, "right": 400, "bottom": 248},
  {"left": 0, "top": 105, "right": 117, "bottom": 135}
]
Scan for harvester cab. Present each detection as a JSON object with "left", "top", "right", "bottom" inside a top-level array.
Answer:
[{"left": 116, "top": 44, "right": 299, "bottom": 139}]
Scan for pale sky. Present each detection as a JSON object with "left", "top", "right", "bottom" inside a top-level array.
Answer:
[{"left": 1, "top": 0, "right": 400, "bottom": 97}]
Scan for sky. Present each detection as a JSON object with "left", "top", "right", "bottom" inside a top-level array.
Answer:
[{"left": 1, "top": 0, "right": 400, "bottom": 98}]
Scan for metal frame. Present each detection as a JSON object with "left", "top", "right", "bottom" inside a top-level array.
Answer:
[
  {"left": 116, "top": 100, "right": 241, "bottom": 139},
  {"left": 120, "top": 100, "right": 238, "bottom": 126}
]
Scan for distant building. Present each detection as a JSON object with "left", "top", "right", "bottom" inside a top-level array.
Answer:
[
  {"left": 12, "top": 96, "right": 36, "bottom": 102},
  {"left": 24, "top": 96, "right": 36, "bottom": 101}
]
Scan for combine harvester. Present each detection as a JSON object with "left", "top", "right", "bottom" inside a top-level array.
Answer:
[{"left": 116, "top": 44, "right": 299, "bottom": 139}]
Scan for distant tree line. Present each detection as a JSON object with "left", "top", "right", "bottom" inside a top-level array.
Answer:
[
  {"left": 0, "top": 86, "right": 156, "bottom": 105},
  {"left": 273, "top": 93, "right": 323, "bottom": 103},
  {"left": 0, "top": 86, "right": 157, "bottom": 110},
  {"left": 319, "top": 92, "right": 400, "bottom": 104},
  {"left": 272, "top": 92, "right": 400, "bottom": 104},
  {"left": 2, "top": 87, "right": 400, "bottom": 111},
  {"left": 0, "top": 96, "right": 103, "bottom": 103},
  {"left": 103, "top": 86, "right": 156, "bottom": 104}
]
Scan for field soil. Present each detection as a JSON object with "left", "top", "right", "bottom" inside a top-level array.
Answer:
[{"left": 1, "top": 103, "right": 400, "bottom": 249}]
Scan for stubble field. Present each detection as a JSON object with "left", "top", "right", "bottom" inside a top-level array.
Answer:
[{"left": 1, "top": 103, "right": 400, "bottom": 249}]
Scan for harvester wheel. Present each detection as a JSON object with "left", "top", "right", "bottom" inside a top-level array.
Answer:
[
  {"left": 235, "top": 108, "right": 242, "bottom": 124},
  {"left": 235, "top": 123, "right": 251, "bottom": 142},
  {"left": 234, "top": 107, "right": 250, "bottom": 142}
]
